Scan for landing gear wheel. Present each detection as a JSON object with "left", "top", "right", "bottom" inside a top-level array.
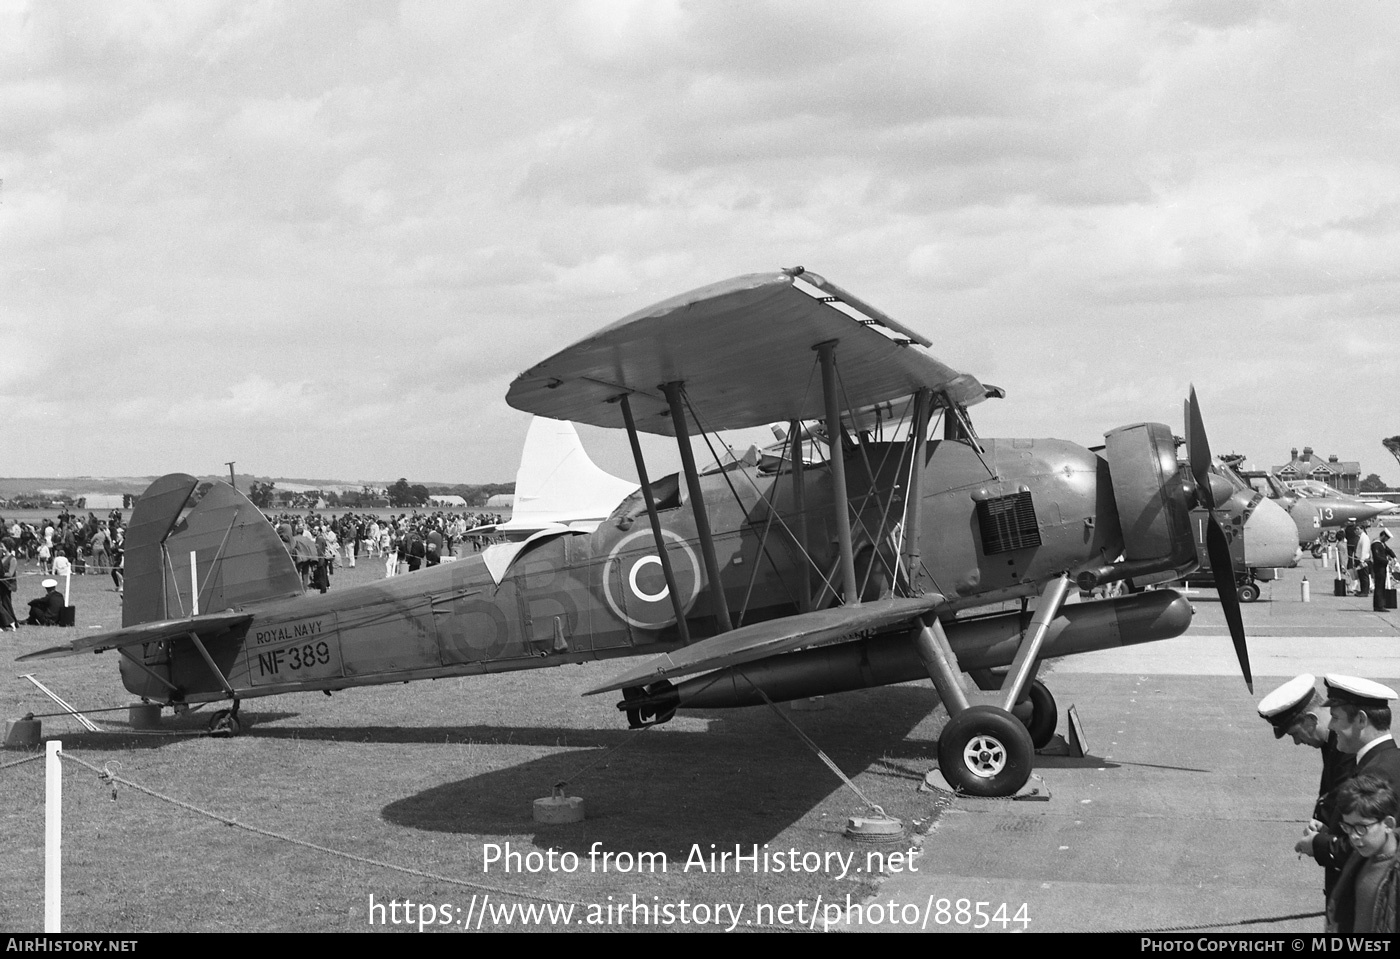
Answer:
[
  {"left": 1237, "top": 582, "right": 1260, "bottom": 603},
  {"left": 208, "top": 709, "right": 242, "bottom": 737},
  {"left": 1024, "top": 680, "right": 1058, "bottom": 749},
  {"left": 937, "top": 705, "right": 1035, "bottom": 797}
]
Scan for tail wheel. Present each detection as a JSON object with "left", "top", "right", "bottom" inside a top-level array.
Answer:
[
  {"left": 208, "top": 709, "right": 242, "bottom": 737},
  {"left": 937, "top": 705, "right": 1035, "bottom": 797},
  {"left": 1024, "top": 680, "right": 1058, "bottom": 749}
]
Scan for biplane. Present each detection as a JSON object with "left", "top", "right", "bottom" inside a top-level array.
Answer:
[{"left": 22, "top": 268, "right": 1297, "bottom": 797}]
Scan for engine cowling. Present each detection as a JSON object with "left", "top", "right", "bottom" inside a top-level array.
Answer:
[{"left": 1076, "top": 422, "right": 1196, "bottom": 589}]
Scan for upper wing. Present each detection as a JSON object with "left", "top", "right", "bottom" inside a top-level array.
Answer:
[
  {"left": 507, "top": 269, "right": 986, "bottom": 435},
  {"left": 584, "top": 594, "right": 944, "bottom": 695}
]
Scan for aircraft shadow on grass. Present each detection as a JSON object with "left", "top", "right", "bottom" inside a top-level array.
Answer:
[
  {"left": 48, "top": 710, "right": 301, "bottom": 752},
  {"left": 378, "top": 686, "right": 947, "bottom": 853}
]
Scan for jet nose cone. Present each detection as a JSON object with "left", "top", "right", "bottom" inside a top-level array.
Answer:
[{"left": 1243, "top": 496, "right": 1302, "bottom": 568}]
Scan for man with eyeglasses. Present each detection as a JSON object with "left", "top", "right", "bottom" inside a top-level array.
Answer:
[{"left": 1325, "top": 774, "right": 1400, "bottom": 933}]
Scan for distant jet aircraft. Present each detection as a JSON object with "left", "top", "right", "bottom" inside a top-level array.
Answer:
[{"left": 1223, "top": 461, "right": 1394, "bottom": 550}]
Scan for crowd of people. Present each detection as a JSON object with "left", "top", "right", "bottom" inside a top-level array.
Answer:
[
  {"left": 1338, "top": 519, "right": 1398, "bottom": 611},
  {"left": 0, "top": 505, "right": 507, "bottom": 627},
  {"left": 265, "top": 509, "right": 506, "bottom": 593},
  {"left": 0, "top": 510, "right": 126, "bottom": 630}
]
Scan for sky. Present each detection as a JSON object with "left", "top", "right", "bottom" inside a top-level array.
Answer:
[{"left": 4, "top": 0, "right": 1400, "bottom": 487}]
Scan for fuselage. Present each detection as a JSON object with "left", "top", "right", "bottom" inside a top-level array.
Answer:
[
  {"left": 1235, "top": 469, "right": 1391, "bottom": 544},
  {"left": 120, "top": 432, "right": 1201, "bottom": 705}
]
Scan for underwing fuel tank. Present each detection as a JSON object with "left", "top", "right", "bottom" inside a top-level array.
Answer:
[{"left": 630, "top": 589, "right": 1192, "bottom": 711}]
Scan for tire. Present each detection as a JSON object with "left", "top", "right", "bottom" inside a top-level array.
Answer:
[
  {"left": 208, "top": 709, "right": 242, "bottom": 737},
  {"left": 937, "top": 705, "right": 1035, "bottom": 797},
  {"left": 1237, "top": 582, "right": 1260, "bottom": 603},
  {"left": 1024, "top": 680, "right": 1058, "bottom": 749}
]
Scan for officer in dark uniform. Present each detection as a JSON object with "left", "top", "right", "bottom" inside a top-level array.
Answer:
[
  {"left": 1298, "top": 675, "right": 1400, "bottom": 894},
  {"left": 25, "top": 578, "right": 65, "bottom": 626},
  {"left": 1260, "top": 674, "right": 1356, "bottom": 898},
  {"left": 1372, "top": 529, "right": 1396, "bottom": 612}
]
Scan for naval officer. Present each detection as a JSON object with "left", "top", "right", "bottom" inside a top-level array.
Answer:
[
  {"left": 1261, "top": 674, "right": 1356, "bottom": 897},
  {"left": 1297, "top": 675, "right": 1400, "bottom": 893}
]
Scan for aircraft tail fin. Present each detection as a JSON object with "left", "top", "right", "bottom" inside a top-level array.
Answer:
[
  {"left": 123, "top": 474, "right": 304, "bottom": 627},
  {"left": 497, "top": 418, "right": 638, "bottom": 533}
]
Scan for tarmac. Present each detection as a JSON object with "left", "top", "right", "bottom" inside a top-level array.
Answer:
[{"left": 848, "top": 558, "right": 1400, "bottom": 933}]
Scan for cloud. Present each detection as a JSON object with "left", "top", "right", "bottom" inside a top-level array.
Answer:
[{"left": 5, "top": 3, "right": 1400, "bottom": 485}]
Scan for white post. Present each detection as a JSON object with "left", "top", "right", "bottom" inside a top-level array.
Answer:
[
  {"left": 190, "top": 550, "right": 199, "bottom": 616},
  {"left": 63, "top": 570, "right": 71, "bottom": 606},
  {"left": 45, "top": 739, "right": 61, "bottom": 933}
]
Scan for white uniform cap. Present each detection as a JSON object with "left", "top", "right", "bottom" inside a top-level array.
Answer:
[
  {"left": 1258, "top": 674, "right": 1319, "bottom": 738},
  {"left": 41, "top": 578, "right": 58, "bottom": 588},
  {"left": 1322, "top": 674, "right": 1399, "bottom": 710}
]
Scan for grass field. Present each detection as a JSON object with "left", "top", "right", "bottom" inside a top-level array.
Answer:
[{"left": 1, "top": 557, "right": 954, "bottom": 933}]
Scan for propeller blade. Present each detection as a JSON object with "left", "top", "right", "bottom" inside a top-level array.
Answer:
[
  {"left": 1205, "top": 516, "right": 1253, "bottom": 692},
  {"left": 1186, "top": 386, "right": 1215, "bottom": 511}
]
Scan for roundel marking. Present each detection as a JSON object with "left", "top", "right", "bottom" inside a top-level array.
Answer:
[
  {"left": 603, "top": 528, "right": 703, "bottom": 631},
  {"left": 628, "top": 556, "right": 668, "bottom": 602}
]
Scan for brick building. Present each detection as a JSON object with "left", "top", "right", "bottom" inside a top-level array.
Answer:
[{"left": 1271, "top": 446, "right": 1361, "bottom": 494}]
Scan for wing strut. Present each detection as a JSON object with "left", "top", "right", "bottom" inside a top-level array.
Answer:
[
  {"left": 117, "top": 648, "right": 182, "bottom": 697},
  {"left": 185, "top": 631, "right": 237, "bottom": 700},
  {"left": 912, "top": 613, "right": 972, "bottom": 713},
  {"left": 898, "top": 388, "right": 933, "bottom": 594},
  {"left": 788, "top": 418, "right": 811, "bottom": 612},
  {"left": 617, "top": 393, "right": 691, "bottom": 645},
  {"left": 663, "top": 381, "right": 733, "bottom": 633},
  {"left": 816, "top": 341, "right": 860, "bottom": 607}
]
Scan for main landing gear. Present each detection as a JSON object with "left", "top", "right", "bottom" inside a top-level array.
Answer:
[
  {"left": 1023, "top": 679, "right": 1058, "bottom": 750},
  {"left": 915, "top": 574, "right": 1073, "bottom": 797},
  {"left": 936, "top": 705, "right": 1036, "bottom": 797}
]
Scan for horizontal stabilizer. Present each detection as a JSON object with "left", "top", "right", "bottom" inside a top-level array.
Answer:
[
  {"left": 585, "top": 594, "right": 944, "bottom": 695},
  {"left": 17, "top": 611, "right": 253, "bottom": 662}
]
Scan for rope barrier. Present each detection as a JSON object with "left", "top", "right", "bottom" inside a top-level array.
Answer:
[
  {"left": 0, "top": 751, "right": 45, "bottom": 771},
  {"left": 55, "top": 749, "right": 583, "bottom": 909},
  {"left": 48, "top": 748, "right": 811, "bottom": 931},
  {"left": 6, "top": 745, "right": 1323, "bottom": 933}
]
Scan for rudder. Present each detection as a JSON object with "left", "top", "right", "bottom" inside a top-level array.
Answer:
[{"left": 122, "top": 474, "right": 303, "bottom": 627}]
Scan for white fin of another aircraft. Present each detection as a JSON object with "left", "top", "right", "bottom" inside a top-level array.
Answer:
[{"left": 484, "top": 417, "right": 638, "bottom": 537}]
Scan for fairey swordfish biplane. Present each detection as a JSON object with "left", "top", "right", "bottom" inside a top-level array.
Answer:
[{"left": 23, "top": 268, "right": 1300, "bottom": 797}]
